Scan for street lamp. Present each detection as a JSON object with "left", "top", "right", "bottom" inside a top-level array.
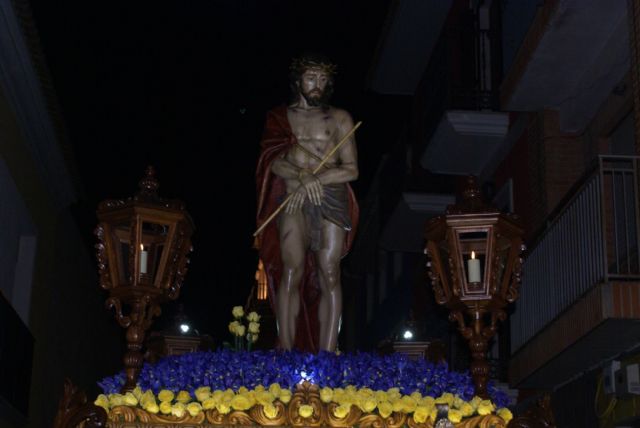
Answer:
[
  {"left": 94, "top": 166, "right": 194, "bottom": 391},
  {"left": 424, "top": 176, "right": 524, "bottom": 397}
]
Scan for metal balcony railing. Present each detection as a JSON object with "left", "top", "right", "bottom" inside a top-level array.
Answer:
[{"left": 511, "top": 156, "right": 640, "bottom": 352}]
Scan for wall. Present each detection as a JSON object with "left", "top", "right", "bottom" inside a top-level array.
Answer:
[{"left": 0, "top": 82, "right": 122, "bottom": 428}]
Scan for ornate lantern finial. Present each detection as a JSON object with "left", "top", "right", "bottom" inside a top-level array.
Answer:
[{"left": 136, "top": 165, "right": 160, "bottom": 200}]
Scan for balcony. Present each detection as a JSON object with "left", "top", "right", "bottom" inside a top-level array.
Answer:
[
  {"left": 510, "top": 156, "right": 640, "bottom": 388},
  {"left": 415, "top": 23, "right": 510, "bottom": 176},
  {"left": 500, "top": 0, "right": 629, "bottom": 133}
]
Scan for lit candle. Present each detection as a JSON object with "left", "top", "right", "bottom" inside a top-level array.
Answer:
[
  {"left": 467, "top": 251, "right": 481, "bottom": 283},
  {"left": 139, "top": 244, "right": 148, "bottom": 274}
]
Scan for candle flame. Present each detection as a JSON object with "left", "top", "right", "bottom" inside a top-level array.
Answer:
[
  {"left": 140, "top": 244, "right": 144, "bottom": 251},
  {"left": 471, "top": 251, "right": 476, "bottom": 259}
]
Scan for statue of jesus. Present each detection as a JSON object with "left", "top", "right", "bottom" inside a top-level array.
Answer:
[{"left": 255, "top": 53, "right": 359, "bottom": 352}]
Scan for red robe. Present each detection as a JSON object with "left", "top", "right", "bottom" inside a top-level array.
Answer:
[{"left": 255, "top": 105, "right": 359, "bottom": 352}]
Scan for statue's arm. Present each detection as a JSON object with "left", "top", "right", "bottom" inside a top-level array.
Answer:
[
  {"left": 316, "top": 110, "right": 359, "bottom": 185},
  {"left": 271, "top": 155, "right": 311, "bottom": 211},
  {"left": 271, "top": 155, "right": 301, "bottom": 180}
]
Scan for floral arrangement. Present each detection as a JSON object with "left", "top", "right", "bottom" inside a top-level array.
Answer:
[
  {"left": 97, "top": 350, "right": 512, "bottom": 425},
  {"left": 227, "top": 306, "right": 261, "bottom": 351}
]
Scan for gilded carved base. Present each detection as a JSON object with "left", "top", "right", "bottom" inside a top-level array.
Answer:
[{"left": 106, "top": 406, "right": 507, "bottom": 428}]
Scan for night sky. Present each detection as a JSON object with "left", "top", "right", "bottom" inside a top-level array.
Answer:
[{"left": 28, "top": 1, "right": 410, "bottom": 342}]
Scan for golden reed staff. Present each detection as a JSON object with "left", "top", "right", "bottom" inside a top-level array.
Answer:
[{"left": 253, "top": 121, "right": 362, "bottom": 237}]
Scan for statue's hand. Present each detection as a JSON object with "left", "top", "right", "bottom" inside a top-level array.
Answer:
[
  {"left": 285, "top": 186, "right": 307, "bottom": 214},
  {"left": 298, "top": 169, "right": 323, "bottom": 206}
]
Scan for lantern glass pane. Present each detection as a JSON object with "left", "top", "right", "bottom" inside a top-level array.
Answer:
[
  {"left": 494, "top": 234, "right": 512, "bottom": 291},
  {"left": 139, "top": 221, "right": 169, "bottom": 284},
  {"left": 458, "top": 230, "right": 489, "bottom": 293},
  {"left": 111, "top": 222, "right": 132, "bottom": 284},
  {"left": 437, "top": 240, "right": 453, "bottom": 286}
]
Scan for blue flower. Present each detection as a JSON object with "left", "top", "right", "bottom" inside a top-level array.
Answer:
[{"left": 98, "top": 349, "right": 502, "bottom": 403}]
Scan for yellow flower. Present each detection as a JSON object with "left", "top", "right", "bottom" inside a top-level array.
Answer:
[
  {"left": 263, "top": 403, "right": 279, "bottom": 419},
  {"left": 387, "top": 389, "right": 401, "bottom": 402},
  {"left": 94, "top": 394, "right": 109, "bottom": 412},
  {"left": 339, "top": 391, "right": 356, "bottom": 406},
  {"left": 232, "top": 306, "right": 244, "bottom": 318},
  {"left": 247, "top": 311, "right": 261, "bottom": 322},
  {"left": 235, "top": 324, "right": 246, "bottom": 337},
  {"left": 410, "top": 391, "right": 422, "bottom": 402},
  {"left": 361, "top": 398, "right": 377, "bottom": 413},
  {"left": 391, "top": 398, "right": 404, "bottom": 413},
  {"left": 401, "top": 395, "right": 417, "bottom": 413},
  {"left": 320, "top": 387, "right": 333, "bottom": 403},
  {"left": 279, "top": 389, "right": 292, "bottom": 404},
  {"left": 195, "top": 386, "right": 211, "bottom": 402},
  {"left": 469, "top": 396, "right": 482, "bottom": 410},
  {"left": 245, "top": 391, "right": 257, "bottom": 407},
  {"left": 123, "top": 392, "right": 138, "bottom": 406},
  {"left": 144, "top": 402, "right": 159, "bottom": 414},
  {"left": 453, "top": 395, "right": 465, "bottom": 409},
  {"left": 254, "top": 385, "right": 265, "bottom": 392},
  {"left": 358, "top": 387, "right": 374, "bottom": 397},
  {"left": 216, "top": 401, "right": 231, "bottom": 414},
  {"left": 497, "top": 407, "right": 513, "bottom": 422},
  {"left": 429, "top": 407, "right": 438, "bottom": 422},
  {"left": 269, "top": 383, "right": 282, "bottom": 397},
  {"left": 413, "top": 405, "right": 429, "bottom": 423},
  {"left": 333, "top": 404, "right": 351, "bottom": 418},
  {"left": 448, "top": 408, "right": 463, "bottom": 423},
  {"left": 140, "top": 390, "right": 156, "bottom": 407},
  {"left": 202, "top": 397, "right": 217, "bottom": 410},
  {"left": 211, "top": 390, "right": 224, "bottom": 402},
  {"left": 171, "top": 402, "right": 186, "bottom": 418},
  {"left": 378, "top": 401, "right": 393, "bottom": 418},
  {"left": 230, "top": 394, "right": 252, "bottom": 411},
  {"left": 186, "top": 402, "right": 203, "bottom": 417},
  {"left": 420, "top": 396, "right": 435, "bottom": 408},
  {"left": 256, "top": 390, "right": 275, "bottom": 406},
  {"left": 460, "top": 402, "right": 474, "bottom": 417},
  {"left": 298, "top": 404, "right": 314, "bottom": 418},
  {"left": 440, "top": 393, "right": 454, "bottom": 406},
  {"left": 158, "top": 390, "right": 175, "bottom": 403},
  {"left": 434, "top": 396, "right": 448, "bottom": 405},
  {"left": 132, "top": 386, "right": 143, "bottom": 400},
  {"left": 229, "top": 320, "right": 241, "bottom": 334},
  {"left": 375, "top": 390, "right": 388, "bottom": 403},
  {"left": 477, "top": 400, "right": 495, "bottom": 415},
  {"left": 159, "top": 401, "right": 172, "bottom": 415},
  {"left": 108, "top": 393, "right": 124, "bottom": 407},
  {"left": 176, "top": 390, "right": 191, "bottom": 404},
  {"left": 222, "top": 389, "right": 235, "bottom": 402},
  {"left": 248, "top": 321, "right": 260, "bottom": 334}
]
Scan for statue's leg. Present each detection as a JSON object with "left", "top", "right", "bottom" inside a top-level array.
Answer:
[
  {"left": 277, "top": 210, "right": 307, "bottom": 350},
  {"left": 316, "top": 221, "right": 346, "bottom": 352}
]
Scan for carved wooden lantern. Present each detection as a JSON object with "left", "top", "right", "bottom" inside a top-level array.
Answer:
[
  {"left": 424, "top": 176, "right": 524, "bottom": 397},
  {"left": 95, "top": 166, "right": 194, "bottom": 391}
]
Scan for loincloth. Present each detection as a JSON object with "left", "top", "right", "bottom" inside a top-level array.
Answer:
[{"left": 280, "top": 183, "right": 351, "bottom": 252}]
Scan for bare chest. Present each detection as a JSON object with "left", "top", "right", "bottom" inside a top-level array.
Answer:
[{"left": 287, "top": 108, "right": 339, "bottom": 156}]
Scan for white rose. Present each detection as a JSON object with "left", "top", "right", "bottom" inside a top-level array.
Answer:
[
  {"left": 248, "top": 321, "right": 260, "bottom": 334},
  {"left": 232, "top": 306, "right": 244, "bottom": 319}
]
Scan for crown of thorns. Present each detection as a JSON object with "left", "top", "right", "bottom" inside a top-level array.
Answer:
[{"left": 289, "top": 57, "right": 338, "bottom": 75}]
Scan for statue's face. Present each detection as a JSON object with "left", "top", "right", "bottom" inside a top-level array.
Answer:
[{"left": 299, "top": 68, "right": 330, "bottom": 106}]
